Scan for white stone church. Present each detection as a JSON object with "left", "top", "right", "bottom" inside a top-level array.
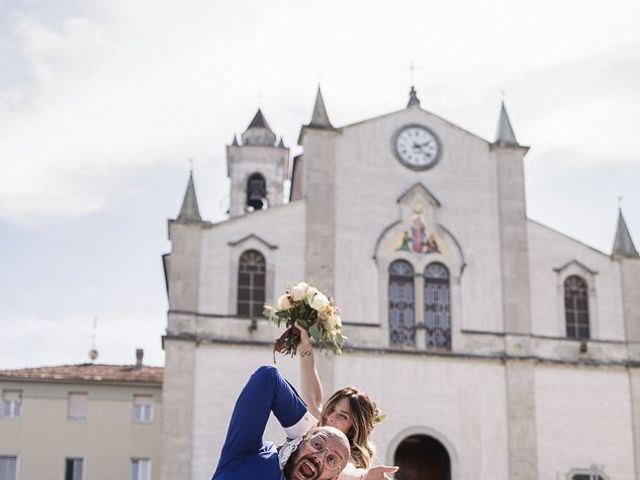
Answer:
[{"left": 159, "top": 87, "right": 640, "bottom": 480}]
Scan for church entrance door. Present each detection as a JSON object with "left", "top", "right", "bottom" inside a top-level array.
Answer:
[{"left": 393, "top": 434, "right": 451, "bottom": 480}]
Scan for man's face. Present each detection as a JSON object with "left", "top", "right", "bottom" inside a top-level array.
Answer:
[{"left": 286, "top": 427, "right": 350, "bottom": 480}]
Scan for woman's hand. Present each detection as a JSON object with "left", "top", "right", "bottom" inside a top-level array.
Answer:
[
  {"left": 361, "top": 465, "right": 399, "bottom": 480},
  {"left": 294, "top": 322, "right": 312, "bottom": 352}
]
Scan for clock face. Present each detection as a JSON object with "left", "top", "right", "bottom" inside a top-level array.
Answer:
[{"left": 393, "top": 125, "right": 441, "bottom": 170}]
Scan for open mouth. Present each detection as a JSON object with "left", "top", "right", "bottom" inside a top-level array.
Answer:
[{"left": 298, "top": 459, "right": 318, "bottom": 479}]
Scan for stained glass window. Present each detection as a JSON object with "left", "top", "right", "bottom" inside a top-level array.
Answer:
[
  {"left": 237, "top": 250, "right": 266, "bottom": 318},
  {"left": 424, "top": 263, "right": 451, "bottom": 350},
  {"left": 564, "top": 275, "right": 589, "bottom": 339},
  {"left": 389, "top": 260, "right": 415, "bottom": 346}
]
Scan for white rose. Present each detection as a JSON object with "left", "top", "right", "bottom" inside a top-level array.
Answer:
[
  {"left": 291, "top": 282, "right": 309, "bottom": 301},
  {"left": 305, "top": 287, "right": 319, "bottom": 302},
  {"left": 278, "top": 295, "right": 292, "bottom": 310},
  {"left": 334, "top": 314, "right": 342, "bottom": 328},
  {"left": 310, "top": 292, "right": 330, "bottom": 311}
]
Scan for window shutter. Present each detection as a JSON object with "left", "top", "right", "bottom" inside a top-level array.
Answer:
[
  {"left": 0, "top": 456, "right": 18, "bottom": 480},
  {"left": 2, "top": 391, "right": 20, "bottom": 401},
  {"left": 133, "top": 395, "right": 153, "bottom": 422},
  {"left": 2, "top": 391, "right": 22, "bottom": 417},
  {"left": 68, "top": 393, "right": 88, "bottom": 419}
]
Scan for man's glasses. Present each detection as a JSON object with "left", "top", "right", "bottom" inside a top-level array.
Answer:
[{"left": 306, "top": 434, "right": 344, "bottom": 473}]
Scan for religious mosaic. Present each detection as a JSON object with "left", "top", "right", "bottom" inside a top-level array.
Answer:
[{"left": 388, "top": 205, "right": 448, "bottom": 256}]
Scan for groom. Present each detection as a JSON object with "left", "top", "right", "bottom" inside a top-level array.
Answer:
[{"left": 211, "top": 365, "right": 350, "bottom": 480}]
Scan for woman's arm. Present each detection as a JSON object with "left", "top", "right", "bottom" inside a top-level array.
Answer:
[
  {"left": 338, "top": 462, "right": 367, "bottom": 480},
  {"left": 296, "top": 323, "right": 323, "bottom": 419}
]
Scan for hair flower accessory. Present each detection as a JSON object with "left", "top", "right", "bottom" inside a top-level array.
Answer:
[{"left": 373, "top": 402, "right": 386, "bottom": 424}]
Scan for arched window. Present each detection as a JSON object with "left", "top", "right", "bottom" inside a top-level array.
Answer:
[
  {"left": 569, "top": 466, "right": 607, "bottom": 480},
  {"left": 389, "top": 260, "right": 415, "bottom": 346},
  {"left": 237, "top": 250, "right": 266, "bottom": 318},
  {"left": 246, "top": 173, "right": 267, "bottom": 211},
  {"left": 424, "top": 263, "right": 451, "bottom": 350},
  {"left": 564, "top": 275, "right": 589, "bottom": 339}
]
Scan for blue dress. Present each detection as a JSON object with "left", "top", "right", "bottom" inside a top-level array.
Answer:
[{"left": 211, "top": 365, "right": 315, "bottom": 480}]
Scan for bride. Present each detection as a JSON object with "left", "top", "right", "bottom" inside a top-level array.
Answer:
[{"left": 295, "top": 324, "right": 399, "bottom": 480}]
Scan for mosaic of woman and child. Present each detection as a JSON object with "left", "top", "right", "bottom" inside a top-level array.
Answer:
[{"left": 393, "top": 206, "right": 444, "bottom": 255}]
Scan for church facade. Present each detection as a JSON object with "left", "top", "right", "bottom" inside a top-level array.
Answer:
[{"left": 159, "top": 87, "right": 640, "bottom": 480}]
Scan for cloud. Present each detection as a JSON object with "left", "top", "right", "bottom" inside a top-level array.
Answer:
[{"left": 1, "top": 0, "right": 638, "bottom": 224}]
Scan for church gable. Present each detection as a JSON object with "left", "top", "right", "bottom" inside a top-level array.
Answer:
[{"left": 341, "top": 106, "right": 490, "bottom": 147}]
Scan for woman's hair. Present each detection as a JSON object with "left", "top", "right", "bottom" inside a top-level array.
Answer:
[{"left": 320, "top": 387, "right": 377, "bottom": 469}]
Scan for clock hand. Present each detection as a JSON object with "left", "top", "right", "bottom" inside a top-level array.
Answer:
[{"left": 412, "top": 142, "right": 433, "bottom": 156}]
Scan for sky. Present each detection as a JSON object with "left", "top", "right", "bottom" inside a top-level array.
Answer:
[{"left": 1, "top": 0, "right": 639, "bottom": 369}]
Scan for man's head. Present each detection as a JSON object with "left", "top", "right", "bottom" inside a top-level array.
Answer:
[{"left": 284, "top": 426, "right": 350, "bottom": 480}]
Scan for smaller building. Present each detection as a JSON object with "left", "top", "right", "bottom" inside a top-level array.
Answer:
[{"left": 0, "top": 350, "right": 163, "bottom": 480}]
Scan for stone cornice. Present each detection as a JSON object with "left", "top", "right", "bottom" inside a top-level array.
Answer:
[{"left": 161, "top": 332, "right": 640, "bottom": 369}]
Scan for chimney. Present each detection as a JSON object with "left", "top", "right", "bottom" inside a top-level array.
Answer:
[{"left": 135, "top": 348, "right": 144, "bottom": 368}]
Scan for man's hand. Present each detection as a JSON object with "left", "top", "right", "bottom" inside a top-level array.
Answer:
[{"left": 362, "top": 465, "right": 399, "bottom": 480}]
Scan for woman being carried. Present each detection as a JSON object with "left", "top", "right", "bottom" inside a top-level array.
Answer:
[{"left": 295, "top": 324, "right": 398, "bottom": 480}]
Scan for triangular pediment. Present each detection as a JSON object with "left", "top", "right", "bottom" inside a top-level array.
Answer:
[
  {"left": 397, "top": 182, "right": 441, "bottom": 208},
  {"left": 227, "top": 233, "right": 278, "bottom": 250},
  {"left": 553, "top": 259, "right": 598, "bottom": 275},
  {"left": 340, "top": 106, "right": 491, "bottom": 146}
]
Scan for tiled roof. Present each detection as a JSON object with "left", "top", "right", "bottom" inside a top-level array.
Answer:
[{"left": 0, "top": 363, "right": 163, "bottom": 384}]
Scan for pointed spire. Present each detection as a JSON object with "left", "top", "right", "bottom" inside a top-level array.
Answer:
[
  {"left": 242, "top": 109, "right": 277, "bottom": 146},
  {"left": 231, "top": 134, "right": 239, "bottom": 146},
  {"left": 247, "top": 109, "right": 271, "bottom": 130},
  {"left": 177, "top": 171, "right": 202, "bottom": 222},
  {"left": 309, "top": 85, "right": 333, "bottom": 128},
  {"left": 495, "top": 101, "right": 519, "bottom": 146},
  {"left": 612, "top": 209, "right": 639, "bottom": 257},
  {"left": 407, "top": 86, "right": 420, "bottom": 107},
  {"left": 278, "top": 137, "right": 285, "bottom": 148}
]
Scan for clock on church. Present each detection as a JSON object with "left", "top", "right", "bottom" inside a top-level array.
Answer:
[{"left": 392, "top": 124, "right": 442, "bottom": 170}]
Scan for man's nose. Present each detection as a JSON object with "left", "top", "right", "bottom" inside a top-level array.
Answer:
[{"left": 311, "top": 448, "right": 327, "bottom": 463}]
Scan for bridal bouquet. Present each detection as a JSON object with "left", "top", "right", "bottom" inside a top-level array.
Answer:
[{"left": 264, "top": 282, "right": 346, "bottom": 357}]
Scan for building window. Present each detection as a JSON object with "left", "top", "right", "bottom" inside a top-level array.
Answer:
[
  {"left": 237, "top": 250, "right": 266, "bottom": 318},
  {"left": 2, "top": 391, "right": 21, "bottom": 418},
  {"left": 64, "top": 458, "right": 83, "bottom": 480},
  {"left": 132, "top": 395, "right": 153, "bottom": 423},
  {"left": 246, "top": 173, "right": 267, "bottom": 211},
  {"left": 564, "top": 275, "right": 589, "bottom": 339},
  {"left": 424, "top": 263, "right": 451, "bottom": 350},
  {"left": 67, "top": 393, "right": 88, "bottom": 420},
  {"left": 131, "top": 459, "right": 151, "bottom": 480},
  {"left": 0, "top": 456, "right": 17, "bottom": 480},
  {"left": 569, "top": 467, "right": 606, "bottom": 480},
  {"left": 389, "top": 260, "right": 415, "bottom": 346}
]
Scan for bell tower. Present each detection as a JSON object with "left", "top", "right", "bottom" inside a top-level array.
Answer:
[{"left": 226, "top": 109, "right": 289, "bottom": 217}]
